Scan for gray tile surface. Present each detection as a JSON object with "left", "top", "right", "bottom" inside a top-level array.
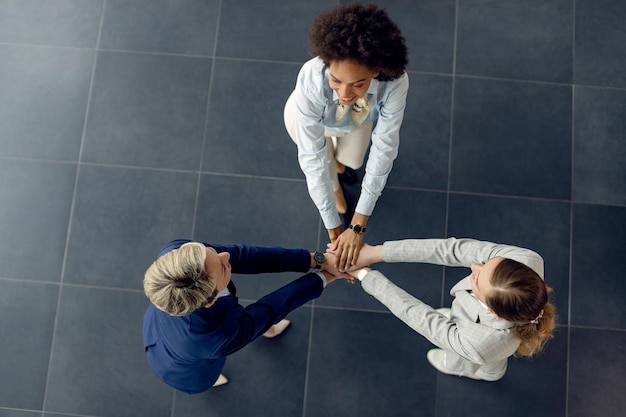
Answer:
[
  {"left": 381, "top": 0, "right": 457, "bottom": 74},
  {"left": 217, "top": 0, "right": 335, "bottom": 62},
  {"left": 386, "top": 73, "right": 453, "bottom": 190},
  {"left": 575, "top": 0, "right": 626, "bottom": 88},
  {"left": 1, "top": 1, "right": 625, "bottom": 416},
  {"left": 0, "top": 159, "right": 75, "bottom": 282},
  {"left": 457, "top": 0, "right": 573, "bottom": 83},
  {"left": 0, "top": 281, "right": 58, "bottom": 409},
  {"left": 202, "top": 59, "right": 302, "bottom": 178},
  {"left": 99, "top": 0, "right": 220, "bottom": 55},
  {"left": 568, "top": 328, "right": 626, "bottom": 417},
  {"left": 573, "top": 86, "right": 626, "bottom": 206},
  {"left": 0, "top": 0, "right": 102, "bottom": 47},
  {"left": 82, "top": 51, "right": 211, "bottom": 169},
  {"left": 306, "top": 309, "right": 435, "bottom": 417},
  {"left": 44, "top": 286, "right": 171, "bottom": 417},
  {"left": 63, "top": 165, "right": 197, "bottom": 288},
  {"left": 571, "top": 204, "right": 626, "bottom": 329},
  {"left": 0, "top": 45, "right": 93, "bottom": 160},
  {"left": 450, "top": 77, "right": 572, "bottom": 199}
]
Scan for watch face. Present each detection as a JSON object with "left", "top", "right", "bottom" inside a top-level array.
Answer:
[
  {"left": 314, "top": 252, "right": 325, "bottom": 266},
  {"left": 352, "top": 224, "right": 362, "bottom": 233}
]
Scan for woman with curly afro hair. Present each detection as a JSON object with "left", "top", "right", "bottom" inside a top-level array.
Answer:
[{"left": 284, "top": 3, "right": 409, "bottom": 272}]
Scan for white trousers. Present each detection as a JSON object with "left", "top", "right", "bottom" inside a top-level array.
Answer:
[{"left": 284, "top": 91, "right": 372, "bottom": 191}]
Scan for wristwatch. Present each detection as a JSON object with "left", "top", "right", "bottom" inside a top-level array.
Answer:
[
  {"left": 313, "top": 251, "right": 326, "bottom": 269},
  {"left": 348, "top": 224, "right": 366, "bottom": 234}
]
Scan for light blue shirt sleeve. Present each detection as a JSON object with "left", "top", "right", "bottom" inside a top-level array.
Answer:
[
  {"left": 357, "top": 72, "right": 408, "bottom": 217},
  {"left": 292, "top": 57, "right": 409, "bottom": 229}
]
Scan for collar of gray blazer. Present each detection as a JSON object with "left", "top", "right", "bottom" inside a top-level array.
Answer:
[{"left": 452, "top": 277, "right": 513, "bottom": 330}]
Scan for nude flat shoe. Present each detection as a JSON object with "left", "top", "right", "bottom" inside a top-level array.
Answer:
[
  {"left": 263, "top": 319, "right": 291, "bottom": 338},
  {"left": 212, "top": 374, "right": 229, "bottom": 387}
]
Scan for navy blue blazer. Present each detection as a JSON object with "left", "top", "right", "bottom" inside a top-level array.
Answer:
[{"left": 143, "top": 239, "right": 324, "bottom": 394}]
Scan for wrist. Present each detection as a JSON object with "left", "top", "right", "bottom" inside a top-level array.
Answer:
[{"left": 349, "top": 213, "right": 369, "bottom": 235}]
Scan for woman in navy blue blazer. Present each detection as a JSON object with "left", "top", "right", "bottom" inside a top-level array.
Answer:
[{"left": 142, "top": 239, "right": 343, "bottom": 394}]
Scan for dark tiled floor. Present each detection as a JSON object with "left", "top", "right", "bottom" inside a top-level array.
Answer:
[{"left": 1, "top": 1, "right": 625, "bottom": 417}]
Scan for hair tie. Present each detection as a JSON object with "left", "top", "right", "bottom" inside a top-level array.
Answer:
[{"left": 530, "top": 309, "right": 544, "bottom": 325}]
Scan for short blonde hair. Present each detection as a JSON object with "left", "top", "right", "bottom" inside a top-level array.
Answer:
[{"left": 143, "top": 242, "right": 218, "bottom": 316}]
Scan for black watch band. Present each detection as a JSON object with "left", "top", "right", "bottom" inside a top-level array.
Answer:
[
  {"left": 348, "top": 224, "right": 366, "bottom": 234},
  {"left": 313, "top": 251, "right": 325, "bottom": 269}
]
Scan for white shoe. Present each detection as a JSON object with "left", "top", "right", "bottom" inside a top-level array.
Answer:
[
  {"left": 263, "top": 319, "right": 291, "bottom": 338},
  {"left": 212, "top": 374, "right": 229, "bottom": 387},
  {"left": 436, "top": 308, "right": 451, "bottom": 319},
  {"left": 426, "top": 349, "right": 481, "bottom": 380}
]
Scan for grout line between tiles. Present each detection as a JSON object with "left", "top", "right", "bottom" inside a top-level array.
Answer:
[
  {"left": 566, "top": 3, "right": 577, "bottom": 411},
  {"left": 301, "top": 304, "right": 315, "bottom": 417},
  {"left": 40, "top": 0, "right": 107, "bottom": 413}
]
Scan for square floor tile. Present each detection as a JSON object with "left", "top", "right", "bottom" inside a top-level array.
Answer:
[
  {"left": 44, "top": 286, "right": 172, "bottom": 417},
  {"left": 446, "top": 194, "right": 571, "bottom": 322},
  {"left": 457, "top": 0, "right": 573, "bottom": 82},
  {"left": 195, "top": 175, "right": 319, "bottom": 249},
  {"left": 568, "top": 328, "right": 626, "bottom": 417},
  {"left": 380, "top": 0, "right": 456, "bottom": 73},
  {"left": 217, "top": 0, "right": 335, "bottom": 62},
  {"left": 573, "top": 86, "right": 626, "bottom": 206},
  {"left": 437, "top": 326, "right": 567, "bottom": 417},
  {"left": 571, "top": 204, "right": 626, "bottom": 329},
  {"left": 575, "top": 0, "right": 626, "bottom": 88},
  {"left": 82, "top": 51, "right": 210, "bottom": 169},
  {"left": 63, "top": 165, "right": 197, "bottom": 288},
  {"left": 0, "top": 281, "right": 58, "bottom": 409},
  {"left": 100, "top": 0, "right": 219, "bottom": 55},
  {"left": 387, "top": 73, "right": 452, "bottom": 190},
  {"left": 202, "top": 60, "right": 302, "bottom": 178},
  {"left": 0, "top": 0, "right": 102, "bottom": 47},
  {"left": 450, "top": 77, "right": 572, "bottom": 199},
  {"left": 0, "top": 45, "right": 93, "bottom": 160},
  {"left": 172, "top": 307, "right": 311, "bottom": 417},
  {"left": 306, "top": 309, "right": 436, "bottom": 417},
  {"left": 0, "top": 160, "right": 75, "bottom": 282}
]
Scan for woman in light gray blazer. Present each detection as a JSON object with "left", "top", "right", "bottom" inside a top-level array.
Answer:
[{"left": 343, "top": 237, "right": 556, "bottom": 381}]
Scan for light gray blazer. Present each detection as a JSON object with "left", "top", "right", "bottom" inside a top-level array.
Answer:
[{"left": 361, "top": 238, "right": 544, "bottom": 378}]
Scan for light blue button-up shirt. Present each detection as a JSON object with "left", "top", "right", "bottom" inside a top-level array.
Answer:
[{"left": 292, "top": 57, "right": 409, "bottom": 229}]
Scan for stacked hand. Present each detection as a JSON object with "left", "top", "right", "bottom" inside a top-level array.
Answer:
[
  {"left": 327, "top": 228, "right": 365, "bottom": 272},
  {"left": 319, "top": 253, "right": 356, "bottom": 284},
  {"left": 326, "top": 243, "right": 383, "bottom": 280}
]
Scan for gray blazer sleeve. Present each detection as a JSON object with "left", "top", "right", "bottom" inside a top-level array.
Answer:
[
  {"left": 360, "top": 238, "right": 542, "bottom": 364},
  {"left": 381, "top": 238, "right": 544, "bottom": 278},
  {"left": 361, "top": 271, "right": 520, "bottom": 364}
]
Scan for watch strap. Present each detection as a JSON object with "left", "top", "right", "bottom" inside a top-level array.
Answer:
[{"left": 348, "top": 224, "right": 367, "bottom": 234}]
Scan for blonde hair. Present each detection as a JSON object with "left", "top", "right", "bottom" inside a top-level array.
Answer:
[
  {"left": 143, "top": 242, "right": 218, "bottom": 316},
  {"left": 486, "top": 258, "right": 556, "bottom": 357}
]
